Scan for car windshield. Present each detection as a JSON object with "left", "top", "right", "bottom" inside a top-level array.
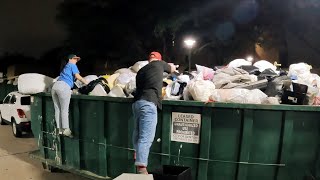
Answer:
[{"left": 21, "top": 96, "right": 31, "bottom": 105}]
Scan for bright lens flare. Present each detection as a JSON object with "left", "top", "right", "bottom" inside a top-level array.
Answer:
[{"left": 184, "top": 39, "right": 196, "bottom": 48}]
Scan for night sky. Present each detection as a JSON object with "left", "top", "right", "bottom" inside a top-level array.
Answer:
[
  {"left": 0, "top": 0, "right": 319, "bottom": 68},
  {"left": 0, "top": 0, "right": 65, "bottom": 58}
]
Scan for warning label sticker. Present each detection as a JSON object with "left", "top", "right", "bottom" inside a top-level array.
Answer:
[{"left": 171, "top": 112, "right": 201, "bottom": 144}]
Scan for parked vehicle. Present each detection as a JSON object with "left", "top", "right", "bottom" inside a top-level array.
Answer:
[{"left": 0, "top": 91, "right": 31, "bottom": 137}]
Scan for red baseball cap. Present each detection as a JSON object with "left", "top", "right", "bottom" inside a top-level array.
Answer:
[{"left": 149, "top": 51, "right": 162, "bottom": 61}]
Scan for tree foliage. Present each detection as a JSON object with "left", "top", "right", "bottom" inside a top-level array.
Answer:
[{"left": 56, "top": 0, "right": 293, "bottom": 67}]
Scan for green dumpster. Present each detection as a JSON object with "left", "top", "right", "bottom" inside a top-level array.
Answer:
[
  {"left": 30, "top": 93, "right": 320, "bottom": 180},
  {"left": 0, "top": 83, "right": 18, "bottom": 101}
]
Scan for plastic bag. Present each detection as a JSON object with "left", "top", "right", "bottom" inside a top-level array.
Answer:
[
  {"left": 89, "top": 84, "right": 108, "bottom": 96},
  {"left": 164, "top": 82, "right": 182, "bottom": 100},
  {"left": 132, "top": 61, "right": 149, "bottom": 73},
  {"left": 124, "top": 79, "right": 136, "bottom": 96},
  {"left": 196, "top": 64, "right": 214, "bottom": 80},
  {"left": 114, "top": 72, "right": 136, "bottom": 89},
  {"left": 106, "top": 73, "right": 120, "bottom": 89},
  {"left": 79, "top": 78, "right": 110, "bottom": 95},
  {"left": 288, "top": 63, "right": 312, "bottom": 77},
  {"left": 107, "top": 85, "right": 126, "bottom": 97},
  {"left": 209, "top": 89, "right": 267, "bottom": 104},
  {"left": 253, "top": 60, "right": 277, "bottom": 72},
  {"left": 177, "top": 75, "right": 190, "bottom": 83},
  {"left": 188, "top": 79, "right": 215, "bottom": 102},
  {"left": 18, "top": 73, "right": 54, "bottom": 94},
  {"left": 115, "top": 68, "right": 133, "bottom": 74},
  {"left": 228, "top": 59, "right": 252, "bottom": 68},
  {"left": 75, "top": 75, "right": 98, "bottom": 88},
  {"left": 262, "top": 97, "right": 280, "bottom": 105}
]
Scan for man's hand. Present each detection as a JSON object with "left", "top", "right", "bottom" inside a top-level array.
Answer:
[{"left": 168, "top": 63, "right": 179, "bottom": 73}]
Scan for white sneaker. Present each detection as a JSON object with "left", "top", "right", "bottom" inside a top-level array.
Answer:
[{"left": 63, "top": 128, "right": 73, "bottom": 138}]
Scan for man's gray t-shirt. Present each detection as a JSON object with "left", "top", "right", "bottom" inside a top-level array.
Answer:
[{"left": 134, "top": 61, "right": 171, "bottom": 109}]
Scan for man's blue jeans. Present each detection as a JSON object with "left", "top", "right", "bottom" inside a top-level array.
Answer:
[{"left": 132, "top": 100, "right": 157, "bottom": 167}]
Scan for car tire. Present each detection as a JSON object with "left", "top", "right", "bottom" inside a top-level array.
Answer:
[
  {"left": 12, "top": 119, "right": 22, "bottom": 138},
  {"left": 0, "top": 112, "right": 6, "bottom": 125}
]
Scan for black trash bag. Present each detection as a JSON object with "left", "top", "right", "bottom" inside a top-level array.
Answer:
[
  {"left": 258, "top": 68, "right": 278, "bottom": 80},
  {"left": 264, "top": 76, "right": 292, "bottom": 97},
  {"left": 78, "top": 78, "right": 110, "bottom": 95},
  {"left": 239, "top": 65, "right": 261, "bottom": 75}
]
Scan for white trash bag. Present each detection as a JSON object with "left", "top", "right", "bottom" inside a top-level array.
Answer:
[
  {"left": 164, "top": 82, "right": 182, "bottom": 100},
  {"left": 124, "top": 79, "right": 136, "bottom": 96},
  {"left": 253, "top": 60, "right": 277, "bottom": 72},
  {"left": 262, "top": 97, "right": 280, "bottom": 105},
  {"left": 188, "top": 79, "right": 215, "bottom": 102},
  {"left": 132, "top": 61, "right": 149, "bottom": 73},
  {"left": 18, "top": 73, "right": 54, "bottom": 94},
  {"left": 115, "top": 68, "right": 134, "bottom": 74},
  {"left": 209, "top": 89, "right": 267, "bottom": 104},
  {"left": 228, "top": 59, "right": 252, "bottom": 68},
  {"left": 196, "top": 64, "right": 215, "bottom": 80},
  {"left": 108, "top": 85, "right": 127, "bottom": 98},
  {"left": 75, "top": 75, "right": 98, "bottom": 88},
  {"left": 114, "top": 72, "right": 136, "bottom": 89},
  {"left": 288, "top": 63, "right": 312, "bottom": 77},
  {"left": 89, "top": 84, "right": 108, "bottom": 96}
]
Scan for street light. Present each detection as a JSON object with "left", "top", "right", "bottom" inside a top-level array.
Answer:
[
  {"left": 246, "top": 56, "right": 253, "bottom": 62},
  {"left": 184, "top": 38, "right": 196, "bottom": 72}
]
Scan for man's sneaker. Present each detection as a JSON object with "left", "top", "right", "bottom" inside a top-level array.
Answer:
[{"left": 63, "top": 128, "right": 73, "bottom": 138}]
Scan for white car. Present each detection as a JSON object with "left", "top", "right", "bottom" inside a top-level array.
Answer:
[{"left": 0, "top": 91, "right": 31, "bottom": 137}]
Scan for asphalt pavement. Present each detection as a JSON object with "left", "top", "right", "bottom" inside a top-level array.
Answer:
[{"left": 0, "top": 124, "right": 89, "bottom": 180}]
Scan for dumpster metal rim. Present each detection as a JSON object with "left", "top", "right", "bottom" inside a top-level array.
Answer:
[
  {"left": 162, "top": 100, "right": 320, "bottom": 112},
  {"left": 37, "top": 93, "right": 320, "bottom": 111}
]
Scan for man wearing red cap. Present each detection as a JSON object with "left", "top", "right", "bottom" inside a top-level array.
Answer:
[{"left": 132, "top": 51, "right": 177, "bottom": 174}]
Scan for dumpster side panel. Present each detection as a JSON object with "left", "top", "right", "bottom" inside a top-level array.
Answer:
[
  {"left": 290, "top": 111, "right": 320, "bottom": 178},
  {"left": 77, "top": 100, "right": 107, "bottom": 176},
  {"left": 208, "top": 108, "right": 242, "bottom": 180},
  {"left": 30, "top": 94, "right": 320, "bottom": 180},
  {"left": 247, "top": 110, "right": 282, "bottom": 180},
  {"left": 106, "top": 101, "right": 135, "bottom": 177}
]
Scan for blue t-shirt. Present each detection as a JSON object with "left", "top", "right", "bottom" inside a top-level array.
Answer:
[{"left": 58, "top": 63, "right": 80, "bottom": 88}]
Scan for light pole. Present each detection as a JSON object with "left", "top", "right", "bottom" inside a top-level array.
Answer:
[{"left": 184, "top": 38, "right": 196, "bottom": 72}]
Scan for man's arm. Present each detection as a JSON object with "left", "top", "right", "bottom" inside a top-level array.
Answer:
[{"left": 163, "top": 61, "right": 177, "bottom": 73}]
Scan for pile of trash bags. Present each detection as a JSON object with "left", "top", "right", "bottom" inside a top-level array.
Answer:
[{"left": 16, "top": 59, "right": 320, "bottom": 106}]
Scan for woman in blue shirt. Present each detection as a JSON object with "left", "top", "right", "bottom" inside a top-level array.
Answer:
[{"left": 51, "top": 54, "right": 88, "bottom": 137}]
